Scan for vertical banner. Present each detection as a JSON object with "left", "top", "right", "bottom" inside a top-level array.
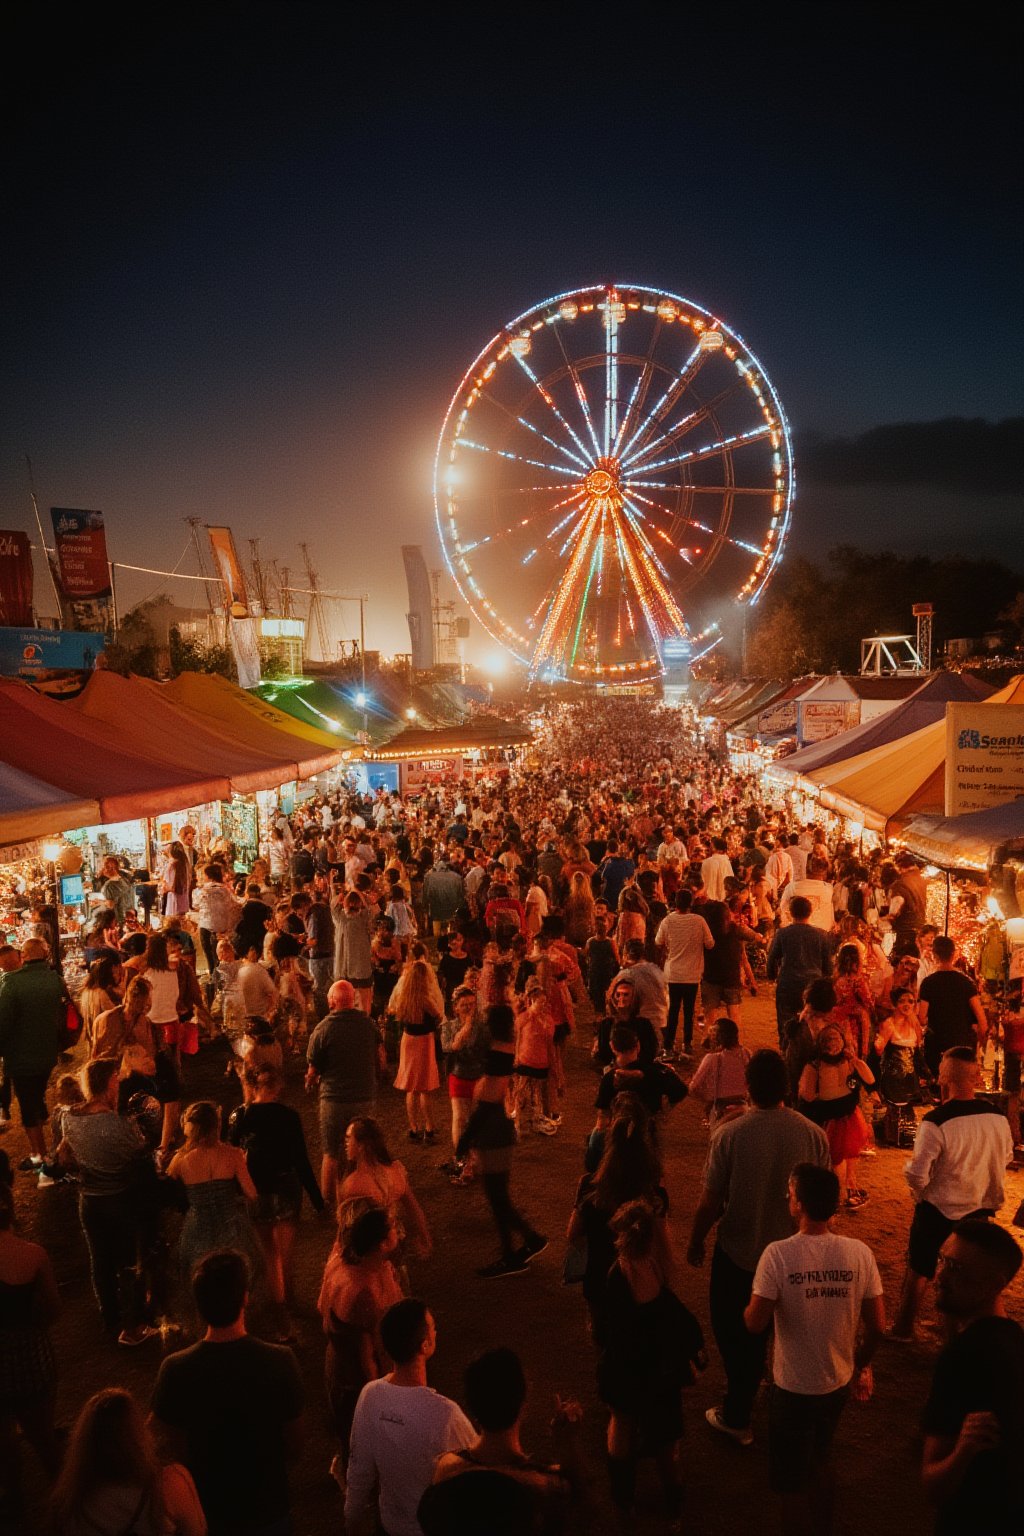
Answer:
[
  {"left": 229, "top": 617, "right": 262, "bottom": 689},
  {"left": 50, "top": 508, "right": 112, "bottom": 632},
  {"left": 207, "top": 526, "right": 250, "bottom": 618},
  {"left": 945, "top": 703, "right": 1024, "bottom": 815},
  {"left": 0, "top": 531, "right": 34, "bottom": 626}
]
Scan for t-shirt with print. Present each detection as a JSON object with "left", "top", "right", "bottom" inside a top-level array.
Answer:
[{"left": 752, "top": 1230, "right": 882, "bottom": 1395}]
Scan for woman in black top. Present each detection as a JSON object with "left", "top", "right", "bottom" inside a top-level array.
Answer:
[{"left": 228, "top": 1066, "right": 323, "bottom": 1339}]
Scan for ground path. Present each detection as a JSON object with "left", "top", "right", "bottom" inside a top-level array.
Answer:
[{"left": 9, "top": 984, "right": 1023, "bottom": 1534}]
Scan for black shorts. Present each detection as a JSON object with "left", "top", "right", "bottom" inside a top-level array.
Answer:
[
  {"left": 908, "top": 1200, "right": 995, "bottom": 1280},
  {"left": 514, "top": 1064, "right": 549, "bottom": 1080},
  {"left": 11, "top": 1073, "right": 50, "bottom": 1129},
  {"left": 768, "top": 1384, "right": 849, "bottom": 1494}
]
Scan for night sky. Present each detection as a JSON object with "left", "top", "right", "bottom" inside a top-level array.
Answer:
[{"left": 3, "top": 7, "right": 1021, "bottom": 657}]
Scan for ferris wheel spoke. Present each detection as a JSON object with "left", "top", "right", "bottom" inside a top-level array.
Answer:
[
  {"left": 552, "top": 323, "right": 603, "bottom": 458},
  {"left": 629, "top": 483, "right": 774, "bottom": 496},
  {"left": 642, "top": 424, "right": 771, "bottom": 474},
  {"left": 513, "top": 355, "right": 595, "bottom": 465},
  {"left": 624, "top": 382, "right": 744, "bottom": 469},
  {"left": 603, "top": 300, "right": 620, "bottom": 455},
  {"left": 475, "top": 388, "right": 589, "bottom": 470},
  {"left": 612, "top": 320, "right": 663, "bottom": 458},
  {"left": 459, "top": 438, "right": 580, "bottom": 478},
  {"left": 617, "top": 342, "right": 706, "bottom": 462},
  {"left": 455, "top": 488, "right": 585, "bottom": 557}
]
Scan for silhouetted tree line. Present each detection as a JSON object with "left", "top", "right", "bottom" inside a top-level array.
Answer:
[{"left": 746, "top": 545, "right": 1024, "bottom": 676}]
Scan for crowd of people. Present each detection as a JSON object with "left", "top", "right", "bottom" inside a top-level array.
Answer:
[{"left": 0, "top": 693, "right": 1020, "bottom": 1534}]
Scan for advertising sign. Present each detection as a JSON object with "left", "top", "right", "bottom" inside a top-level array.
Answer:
[
  {"left": 0, "top": 626, "right": 103, "bottom": 694},
  {"left": 0, "top": 530, "right": 34, "bottom": 626},
  {"left": 799, "top": 700, "right": 859, "bottom": 745},
  {"left": 945, "top": 703, "right": 1024, "bottom": 816},
  {"left": 207, "top": 526, "right": 250, "bottom": 617},
  {"left": 50, "top": 508, "right": 112, "bottom": 631},
  {"left": 400, "top": 756, "right": 465, "bottom": 795},
  {"left": 757, "top": 698, "right": 798, "bottom": 735},
  {"left": 229, "top": 616, "right": 262, "bottom": 690}
]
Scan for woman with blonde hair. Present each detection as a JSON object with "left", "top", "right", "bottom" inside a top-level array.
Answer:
[
  {"left": 50, "top": 1386, "right": 205, "bottom": 1535},
  {"left": 563, "top": 869, "right": 597, "bottom": 948},
  {"left": 388, "top": 958, "right": 444, "bottom": 1141}
]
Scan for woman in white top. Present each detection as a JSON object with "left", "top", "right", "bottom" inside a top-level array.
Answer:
[
  {"left": 51, "top": 1386, "right": 206, "bottom": 1535},
  {"left": 686, "top": 1017, "right": 751, "bottom": 1128}
]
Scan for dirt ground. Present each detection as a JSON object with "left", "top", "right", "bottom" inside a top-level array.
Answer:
[{"left": 7, "top": 984, "right": 1024, "bottom": 1535}]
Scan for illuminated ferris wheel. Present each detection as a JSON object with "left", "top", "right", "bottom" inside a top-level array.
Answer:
[{"left": 433, "top": 283, "right": 794, "bottom": 685}]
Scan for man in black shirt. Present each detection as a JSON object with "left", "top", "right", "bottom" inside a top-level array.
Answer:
[
  {"left": 918, "top": 936, "right": 986, "bottom": 1075},
  {"left": 921, "top": 1219, "right": 1023, "bottom": 1531},
  {"left": 766, "top": 896, "right": 833, "bottom": 1046},
  {"left": 152, "top": 1250, "right": 304, "bottom": 1536},
  {"left": 305, "top": 978, "right": 379, "bottom": 1207}
]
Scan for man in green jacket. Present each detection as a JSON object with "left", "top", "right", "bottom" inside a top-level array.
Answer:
[{"left": 0, "top": 938, "right": 63, "bottom": 1171}]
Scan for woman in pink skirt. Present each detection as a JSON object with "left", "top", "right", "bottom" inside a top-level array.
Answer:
[
  {"left": 388, "top": 959, "right": 444, "bottom": 1142},
  {"left": 797, "top": 1024, "right": 876, "bottom": 1211}
]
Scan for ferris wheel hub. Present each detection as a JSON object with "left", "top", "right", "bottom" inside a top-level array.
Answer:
[{"left": 584, "top": 458, "right": 620, "bottom": 498}]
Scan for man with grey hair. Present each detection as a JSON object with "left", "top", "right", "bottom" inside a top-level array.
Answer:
[
  {"left": 892, "top": 1048, "right": 1013, "bottom": 1339},
  {"left": 305, "top": 979, "right": 379, "bottom": 1207}
]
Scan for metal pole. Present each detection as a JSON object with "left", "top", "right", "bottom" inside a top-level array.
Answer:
[
  {"left": 360, "top": 596, "right": 367, "bottom": 735},
  {"left": 944, "top": 871, "right": 950, "bottom": 937},
  {"left": 109, "top": 561, "right": 120, "bottom": 636},
  {"left": 26, "top": 457, "right": 64, "bottom": 621}
]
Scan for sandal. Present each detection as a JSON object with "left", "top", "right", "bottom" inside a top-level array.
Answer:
[{"left": 844, "top": 1190, "right": 869, "bottom": 1210}]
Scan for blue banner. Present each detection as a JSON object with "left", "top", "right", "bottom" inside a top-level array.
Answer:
[{"left": 0, "top": 626, "right": 104, "bottom": 693}]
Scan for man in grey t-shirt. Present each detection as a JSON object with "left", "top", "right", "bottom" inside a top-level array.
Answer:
[
  {"left": 305, "top": 979, "right": 378, "bottom": 1207},
  {"left": 687, "top": 1049, "right": 829, "bottom": 1445}
]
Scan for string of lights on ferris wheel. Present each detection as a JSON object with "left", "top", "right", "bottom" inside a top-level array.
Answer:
[{"left": 433, "top": 283, "right": 794, "bottom": 685}]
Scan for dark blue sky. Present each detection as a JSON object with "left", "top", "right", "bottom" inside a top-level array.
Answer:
[{"left": 3, "top": 7, "right": 1021, "bottom": 653}]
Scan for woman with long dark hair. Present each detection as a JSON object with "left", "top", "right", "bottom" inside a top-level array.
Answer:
[
  {"left": 50, "top": 1387, "right": 205, "bottom": 1534},
  {"left": 568, "top": 1099, "right": 670, "bottom": 1341}
]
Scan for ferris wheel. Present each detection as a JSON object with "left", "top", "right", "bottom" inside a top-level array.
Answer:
[{"left": 433, "top": 283, "right": 794, "bottom": 685}]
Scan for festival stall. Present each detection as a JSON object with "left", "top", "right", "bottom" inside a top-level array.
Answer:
[{"left": 364, "top": 717, "right": 533, "bottom": 796}]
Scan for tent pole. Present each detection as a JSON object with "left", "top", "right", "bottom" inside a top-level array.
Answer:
[{"left": 944, "top": 871, "right": 950, "bottom": 937}]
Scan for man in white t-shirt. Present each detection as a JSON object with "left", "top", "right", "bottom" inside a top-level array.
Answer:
[
  {"left": 745, "top": 1163, "right": 884, "bottom": 1534},
  {"left": 345, "top": 1300, "right": 474, "bottom": 1536},
  {"left": 779, "top": 857, "right": 835, "bottom": 931},
  {"left": 655, "top": 888, "right": 713, "bottom": 1056},
  {"left": 701, "top": 837, "right": 734, "bottom": 902}
]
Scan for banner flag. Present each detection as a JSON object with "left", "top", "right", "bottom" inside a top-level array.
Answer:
[
  {"left": 50, "top": 508, "right": 112, "bottom": 632},
  {"left": 229, "top": 616, "right": 262, "bottom": 690},
  {"left": 0, "top": 530, "right": 34, "bottom": 626},
  {"left": 207, "top": 526, "right": 250, "bottom": 618}
]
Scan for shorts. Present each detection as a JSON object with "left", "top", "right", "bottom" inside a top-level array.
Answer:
[
  {"left": 11, "top": 1073, "right": 50, "bottom": 1129},
  {"left": 553, "top": 1024, "right": 571, "bottom": 1043},
  {"left": 319, "top": 1098, "right": 375, "bottom": 1159},
  {"left": 908, "top": 1200, "right": 995, "bottom": 1280},
  {"left": 769, "top": 1384, "right": 849, "bottom": 1493},
  {"left": 701, "top": 980, "right": 742, "bottom": 1008},
  {"left": 514, "top": 1064, "right": 549, "bottom": 1080},
  {"left": 448, "top": 1074, "right": 477, "bottom": 1099},
  {"left": 254, "top": 1173, "right": 303, "bottom": 1224}
]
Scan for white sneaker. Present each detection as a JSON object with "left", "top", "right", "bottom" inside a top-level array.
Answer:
[{"left": 534, "top": 1117, "right": 559, "bottom": 1136}]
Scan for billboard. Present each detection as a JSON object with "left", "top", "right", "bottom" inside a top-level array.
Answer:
[
  {"left": 945, "top": 703, "right": 1024, "bottom": 816},
  {"left": 0, "top": 626, "right": 103, "bottom": 694},
  {"left": 207, "top": 526, "right": 250, "bottom": 617},
  {"left": 0, "top": 530, "right": 34, "bottom": 627},
  {"left": 799, "top": 699, "right": 859, "bottom": 745},
  {"left": 50, "top": 508, "right": 112, "bottom": 632}
]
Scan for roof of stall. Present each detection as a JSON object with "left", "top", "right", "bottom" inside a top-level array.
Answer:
[
  {"left": 161, "top": 673, "right": 344, "bottom": 772},
  {"left": 899, "top": 796, "right": 1024, "bottom": 874},
  {"left": 365, "top": 716, "right": 532, "bottom": 760},
  {"left": 0, "top": 760, "right": 101, "bottom": 847},
  {"left": 775, "top": 671, "right": 994, "bottom": 778}
]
